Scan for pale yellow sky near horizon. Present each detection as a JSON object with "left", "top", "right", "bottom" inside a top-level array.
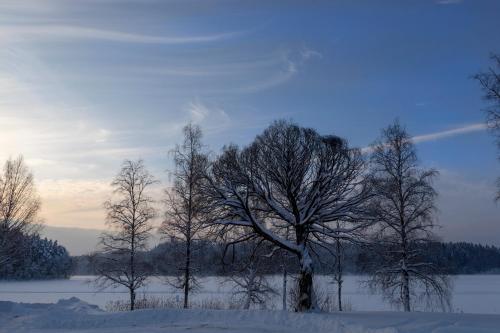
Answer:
[
  {"left": 38, "top": 179, "right": 109, "bottom": 230},
  {"left": 37, "top": 178, "right": 165, "bottom": 230}
]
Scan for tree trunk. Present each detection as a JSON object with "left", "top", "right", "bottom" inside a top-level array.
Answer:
[
  {"left": 336, "top": 237, "right": 343, "bottom": 311},
  {"left": 282, "top": 267, "right": 287, "bottom": 311},
  {"left": 244, "top": 292, "right": 251, "bottom": 310},
  {"left": 130, "top": 231, "right": 135, "bottom": 311},
  {"left": 402, "top": 270, "right": 410, "bottom": 312},
  {"left": 130, "top": 288, "right": 136, "bottom": 311},
  {"left": 337, "top": 279, "right": 343, "bottom": 312},
  {"left": 296, "top": 250, "right": 313, "bottom": 312},
  {"left": 401, "top": 223, "right": 410, "bottom": 312},
  {"left": 183, "top": 236, "right": 191, "bottom": 309}
]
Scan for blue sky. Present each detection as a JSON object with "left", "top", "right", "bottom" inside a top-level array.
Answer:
[{"left": 0, "top": 0, "right": 499, "bottom": 245}]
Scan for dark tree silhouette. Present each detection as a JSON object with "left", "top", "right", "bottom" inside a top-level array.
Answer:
[
  {"left": 204, "top": 120, "right": 371, "bottom": 311},
  {"left": 368, "top": 121, "right": 451, "bottom": 312},
  {"left": 473, "top": 53, "right": 500, "bottom": 200},
  {"left": 96, "top": 160, "right": 157, "bottom": 311},
  {"left": 160, "top": 123, "right": 209, "bottom": 308},
  {"left": 0, "top": 156, "right": 41, "bottom": 270}
]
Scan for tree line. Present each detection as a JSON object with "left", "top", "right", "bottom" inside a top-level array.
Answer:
[
  {"left": 93, "top": 119, "right": 450, "bottom": 312},
  {"left": 73, "top": 240, "right": 500, "bottom": 276}
]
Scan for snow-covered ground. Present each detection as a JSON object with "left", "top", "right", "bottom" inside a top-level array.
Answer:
[
  {"left": 1, "top": 297, "right": 500, "bottom": 333},
  {"left": 1, "top": 275, "right": 500, "bottom": 314}
]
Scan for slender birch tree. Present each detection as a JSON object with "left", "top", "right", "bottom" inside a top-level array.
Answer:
[
  {"left": 473, "top": 53, "right": 500, "bottom": 200},
  {"left": 368, "top": 121, "right": 451, "bottom": 312},
  {"left": 96, "top": 160, "right": 157, "bottom": 311},
  {"left": 160, "top": 124, "right": 208, "bottom": 308}
]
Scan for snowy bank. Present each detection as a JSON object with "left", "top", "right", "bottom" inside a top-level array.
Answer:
[{"left": 1, "top": 297, "right": 500, "bottom": 333}]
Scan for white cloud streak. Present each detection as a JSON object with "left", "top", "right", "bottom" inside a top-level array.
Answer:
[
  {"left": 361, "top": 122, "right": 488, "bottom": 153},
  {"left": 0, "top": 24, "right": 245, "bottom": 44},
  {"left": 411, "top": 123, "right": 487, "bottom": 143}
]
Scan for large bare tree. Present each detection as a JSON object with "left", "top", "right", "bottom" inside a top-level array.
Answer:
[
  {"left": 0, "top": 156, "right": 41, "bottom": 268},
  {"left": 96, "top": 160, "right": 157, "bottom": 311},
  {"left": 368, "top": 121, "right": 451, "bottom": 312},
  {"left": 473, "top": 53, "right": 500, "bottom": 200},
  {"left": 204, "top": 120, "right": 371, "bottom": 311},
  {"left": 160, "top": 123, "right": 209, "bottom": 308}
]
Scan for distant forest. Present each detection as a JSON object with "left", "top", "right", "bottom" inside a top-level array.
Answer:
[
  {"left": 71, "top": 240, "right": 500, "bottom": 277},
  {"left": 0, "top": 233, "right": 71, "bottom": 280}
]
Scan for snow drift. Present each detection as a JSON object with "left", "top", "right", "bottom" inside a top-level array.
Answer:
[{"left": 0, "top": 297, "right": 499, "bottom": 333}]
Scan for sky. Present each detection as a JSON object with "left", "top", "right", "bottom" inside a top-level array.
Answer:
[{"left": 1, "top": 0, "right": 499, "bottom": 251}]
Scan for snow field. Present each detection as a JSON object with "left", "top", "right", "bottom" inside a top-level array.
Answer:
[
  {"left": 1, "top": 275, "right": 500, "bottom": 313},
  {"left": 1, "top": 297, "right": 500, "bottom": 333}
]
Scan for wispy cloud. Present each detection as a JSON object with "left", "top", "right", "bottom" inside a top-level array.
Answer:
[
  {"left": 361, "top": 122, "right": 488, "bottom": 153},
  {"left": 187, "top": 101, "right": 232, "bottom": 133},
  {"left": 0, "top": 24, "right": 245, "bottom": 44},
  {"left": 133, "top": 57, "right": 283, "bottom": 77},
  {"left": 436, "top": 0, "right": 463, "bottom": 5},
  {"left": 412, "top": 123, "right": 487, "bottom": 143},
  {"left": 227, "top": 48, "right": 322, "bottom": 93},
  {"left": 129, "top": 48, "right": 322, "bottom": 94}
]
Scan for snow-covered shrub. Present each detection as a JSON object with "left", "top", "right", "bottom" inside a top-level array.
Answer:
[
  {"left": 105, "top": 295, "right": 182, "bottom": 311},
  {"left": 105, "top": 295, "right": 234, "bottom": 312}
]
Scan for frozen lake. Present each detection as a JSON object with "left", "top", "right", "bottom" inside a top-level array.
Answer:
[{"left": 0, "top": 275, "right": 499, "bottom": 314}]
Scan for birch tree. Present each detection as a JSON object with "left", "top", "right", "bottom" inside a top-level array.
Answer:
[
  {"left": 96, "top": 160, "right": 157, "bottom": 311},
  {"left": 204, "top": 120, "right": 371, "bottom": 311},
  {"left": 368, "top": 121, "right": 451, "bottom": 312},
  {"left": 473, "top": 53, "right": 500, "bottom": 200},
  {"left": 160, "top": 123, "right": 209, "bottom": 308}
]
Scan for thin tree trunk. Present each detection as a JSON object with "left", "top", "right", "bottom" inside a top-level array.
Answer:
[
  {"left": 336, "top": 237, "right": 343, "bottom": 311},
  {"left": 184, "top": 234, "right": 191, "bottom": 309},
  {"left": 400, "top": 216, "right": 410, "bottom": 312},
  {"left": 130, "top": 228, "right": 135, "bottom": 311},
  {"left": 337, "top": 281, "right": 342, "bottom": 311},
  {"left": 183, "top": 141, "right": 194, "bottom": 309},
  {"left": 282, "top": 267, "right": 287, "bottom": 311}
]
